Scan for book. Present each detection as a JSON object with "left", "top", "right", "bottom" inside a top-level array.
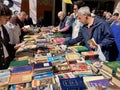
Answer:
[
  {"left": 68, "top": 46, "right": 88, "bottom": 53},
  {"left": 87, "top": 78, "right": 110, "bottom": 87},
  {"left": 34, "top": 62, "right": 52, "bottom": 72},
  {"left": 9, "top": 73, "right": 32, "bottom": 85},
  {"left": 53, "top": 62, "right": 70, "bottom": 73},
  {"left": 102, "top": 61, "right": 120, "bottom": 75},
  {"left": 81, "top": 51, "right": 99, "bottom": 60},
  {"left": 83, "top": 76, "right": 105, "bottom": 88},
  {"left": 9, "top": 60, "right": 29, "bottom": 68},
  {"left": 54, "top": 38, "right": 65, "bottom": 44},
  {"left": 111, "top": 76, "right": 120, "bottom": 87},
  {"left": 69, "top": 62, "right": 89, "bottom": 71},
  {"left": 65, "top": 53, "right": 81, "bottom": 62},
  {"left": 10, "top": 82, "right": 32, "bottom": 90},
  {"left": 32, "top": 84, "right": 53, "bottom": 90},
  {"left": 32, "top": 77, "right": 55, "bottom": 87},
  {"left": 47, "top": 55, "right": 66, "bottom": 63},
  {"left": 0, "top": 69, "right": 10, "bottom": 86},
  {"left": 59, "top": 77, "right": 86, "bottom": 90},
  {"left": 11, "top": 65, "right": 33, "bottom": 74},
  {"left": 33, "top": 72, "right": 54, "bottom": 80}
]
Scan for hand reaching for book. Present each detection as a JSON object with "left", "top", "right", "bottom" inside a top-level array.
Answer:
[{"left": 88, "top": 38, "right": 98, "bottom": 49}]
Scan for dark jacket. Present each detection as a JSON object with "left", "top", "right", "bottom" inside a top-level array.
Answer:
[
  {"left": 59, "top": 16, "right": 72, "bottom": 36},
  {"left": 64, "top": 16, "right": 118, "bottom": 61},
  {"left": 0, "top": 25, "right": 11, "bottom": 69}
]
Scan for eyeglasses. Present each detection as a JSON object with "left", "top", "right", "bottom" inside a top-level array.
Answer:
[{"left": 73, "top": 8, "right": 78, "bottom": 10}]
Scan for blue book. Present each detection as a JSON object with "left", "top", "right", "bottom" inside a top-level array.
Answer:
[
  {"left": 48, "top": 55, "right": 65, "bottom": 62},
  {"left": 34, "top": 62, "right": 52, "bottom": 69},
  {"left": 11, "top": 65, "right": 32, "bottom": 73},
  {"left": 88, "top": 78, "right": 110, "bottom": 87},
  {"left": 60, "top": 77, "right": 86, "bottom": 90},
  {"left": 33, "top": 72, "right": 54, "bottom": 80}
]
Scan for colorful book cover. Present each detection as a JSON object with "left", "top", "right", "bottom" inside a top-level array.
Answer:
[
  {"left": 9, "top": 60, "right": 29, "bottom": 68},
  {"left": 69, "top": 62, "right": 89, "bottom": 71},
  {"left": 33, "top": 72, "right": 54, "bottom": 80},
  {"left": 32, "top": 77, "right": 55, "bottom": 87},
  {"left": 10, "top": 82, "right": 32, "bottom": 90},
  {"left": 9, "top": 73, "right": 32, "bottom": 85},
  {"left": 102, "top": 61, "right": 120, "bottom": 74},
  {"left": 32, "top": 84, "right": 53, "bottom": 90},
  {"left": 65, "top": 53, "right": 80, "bottom": 61},
  {"left": 47, "top": 55, "right": 65, "bottom": 62},
  {"left": 11, "top": 65, "right": 33, "bottom": 74},
  {"left": 88, "top": 79, "right": 110, "bottom": 87}
]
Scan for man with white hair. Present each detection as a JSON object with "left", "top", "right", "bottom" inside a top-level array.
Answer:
[
  {"left": 64, "top": 6, "right": 118, "bottom": 61},
  {"left": 56, "top": 11, "right": 72, "bottom": 40}
]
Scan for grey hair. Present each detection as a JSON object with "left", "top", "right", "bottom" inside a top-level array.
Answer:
[{"left": 78, "top": 6, "right": 91, "bottom": 15}]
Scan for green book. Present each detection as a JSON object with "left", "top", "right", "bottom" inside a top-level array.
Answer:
[
  {"left": 9, "top": 60, "right": 29, "bottom": 67},
  {"left": 74, "top": 46, "right": 88, "bottom": 53},
  {"left": 102, "top": 61, "right": 120, "bottom": 74}
]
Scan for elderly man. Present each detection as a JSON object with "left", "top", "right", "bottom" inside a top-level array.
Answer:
[
  {"left": 56, "top": 11, "right": 72, "bottom": 40},
  {"left": 64, "top": 6, "right": 118, "bottom": 61},
  {"left": 10, "top": 11, "right": 27, "bottom": 41}
]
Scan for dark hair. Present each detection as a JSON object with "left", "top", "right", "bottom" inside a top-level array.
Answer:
[
  {"left": 113, "top": 13, "right": 119, "bottom": 17},
  {"left": 74, "top": 0, "right": 86, "bottom": 9},
  {"left": 0, "top": 3, "right": 12, "bottom": 16}
]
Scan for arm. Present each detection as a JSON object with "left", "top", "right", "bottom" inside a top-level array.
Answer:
[
  {"left": 99, "top": 22, "right": 114, "bottom": 49},
  {"left": 64, "top": 30, "right": 83, "bottom": 45}
]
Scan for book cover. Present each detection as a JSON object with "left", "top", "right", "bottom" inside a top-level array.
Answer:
[
  {"left": 32, "top": 77, "right": 55, "bottom": 87},
  {"left": 47, "top": 55, "right": 66, "bottom": 63},
  {"left": 33, "top": 72, "right": 54, "bottom": 80},
  {"left": 81, "top": 51, "right": 99, "bottom": 60},
  {"left": 83, "top": 76, "right": 104, "bottom": 87},
  {"left": 34, "top": 62, "right": 52, "bottom": 71},
  {"left": 88, "top": 79, "right": 110, "bottom": 87},
  {"left": 65, "top": 53, "right": 80, "bottom": 61},
  {"left": 10, "top": 82, "right": 32, "bottom": 90},
  {"left": 69, "top": 62, "right": 89, "bottom": 71},
  {"left": 102, "top": 61, "right": 120, "bottom": 74},
  {"left": 59, "top": 77, "right": 86, "bottom": 90},
  {"left": 32, "top": 84, "right": 53, "bottom": 90},
  {"left": 9, "top": 73, "right": 32, "bottom": 85},
  {"left": 9, "top": 60, "right": 29, "bottom": 68},
  {"left": 11, "top": 65, "right": 33, "bottom": 74}
]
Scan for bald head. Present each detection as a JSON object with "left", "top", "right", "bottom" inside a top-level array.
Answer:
[{"left": 58, "top": 11, "right": 65, "bottom": 20}]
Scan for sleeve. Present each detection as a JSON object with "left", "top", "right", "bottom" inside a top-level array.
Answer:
[
  {"left": 99, "top": 22, "right": 114, "bottom": 49},
  {"left": 64, "top": 30, "right": 83, "bottom": 45}
]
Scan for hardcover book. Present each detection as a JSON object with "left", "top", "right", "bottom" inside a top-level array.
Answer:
[
  {"left": 65, "top": 53, "right": 80, "bottom": 61},
  {"left": 69, "top": 62, "right": 89, "bottom": 71},
  {"left": 9, "top": 60, "right": 29, "bottom": 68},
  {"left": 47, "top": 55, "right": 66, "bottom": 63},
  {"left": 88, "top": 78, "right": 110, "bottom": 87},
  {"left": 32, "top": 77, "right": 55, "bottom": 87},
  {"left": 81, "top": 51, "right": 99, "bottom": 60},
  {"left": 59, "top": 77, "right": 86, "bottom": 90},
  {"left": 11, "top": 65, "right": 33, "bottom": 74},
  {"left": 34, "top": 62, "right": 52, "bottom": 72},
  {"left": 102, "top": 61, "right": 120, "bottom": 74}
]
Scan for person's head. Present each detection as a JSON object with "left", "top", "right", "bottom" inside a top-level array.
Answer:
[
  {"left": 103, "top": 11, "right": 107, "bottom": 17},
  {"left": 77, "top": 6, "right": 91, "bottom": 25},
  {"left": 73, "top": 0, "right": 85, "bottom": 15},
  {"left": 112, "top": 13, "right": 119, "bottom": 20},
  {"left": 18, "top": 11, "right": 27, "bottom": 21},
  {"left": 58, "top": 11, "right": 65, "bottom": 20},
  {"left": 0, "top": 3, "right": 12, "bottom": 25},
  {"left": 105, "top": 12, "right": 112, "bottom": 20}
]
